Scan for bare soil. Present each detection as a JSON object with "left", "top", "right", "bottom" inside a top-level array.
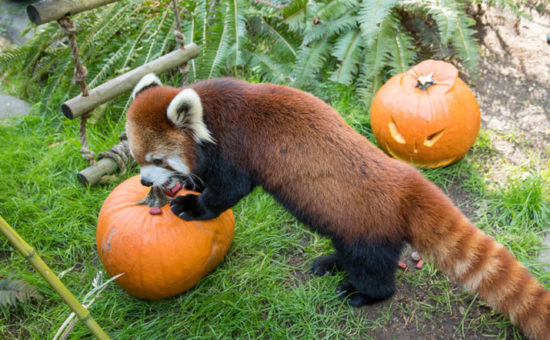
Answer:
[{"left": 471, "top": 5, "right": 550, "bottom": 177}]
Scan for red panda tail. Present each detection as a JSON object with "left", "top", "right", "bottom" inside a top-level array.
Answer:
[{"left": 406, "top": 179, "right": 550, "bottom": 340}]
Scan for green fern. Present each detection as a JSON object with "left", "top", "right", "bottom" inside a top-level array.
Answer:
[
  {"left": 388, "top": 27, "right": 415, "bottom": 74},
  {"left": 293, "top": 37, "right": 331, "bottom": 88},
  {"left": 451, "top": 11, "right": 479, "bottom": 70},
  {"left": 0, "top": 275, "right": 43, "bottom": 308},
  {"left": 317, "top": 0, "right": 358, "bottom": 20},
  {"left": 283, "top": 0, "right": 313, "bottom": 32},
  {"left": 2, "top": 0, "right": 543, "bottom": 131},
  {"left": 303, "top": 10, "right": 357, "bottom": 44},
  {"left": 358, "top": 0, "right": 398, "bottom": 46},
  {"left": 330, "top": 29, "right": 363, "bottom": 85}
]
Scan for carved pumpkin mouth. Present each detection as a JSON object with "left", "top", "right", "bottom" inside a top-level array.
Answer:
[{"left": 384, "top": 143, "right": 457, "bottom": 168}]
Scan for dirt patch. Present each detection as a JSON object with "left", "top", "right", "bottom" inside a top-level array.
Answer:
[
  {"left": 470, "top": 5, "right": 550, "bottom": 178},
  {"left": 359, "top": 245, "right": 524, "bottom": 340}
]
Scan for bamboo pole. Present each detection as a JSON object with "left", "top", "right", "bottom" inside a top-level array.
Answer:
[
  {"left": 61, "top": 44, "right": 200, "bottom": 119},
  {"left": 0, "top": 215, "right": 110, "bottom": 340},
  {"left": 27, "top": 0, "right": 121, "bottom": 25}
]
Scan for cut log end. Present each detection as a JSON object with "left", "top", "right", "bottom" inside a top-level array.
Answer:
[
  {"left": 61, "top": 103, "right": 75, "bottom": 120},
  {"left": 26, "top": 5, "right": 43, "bottom": 25},
  {"left": 76, "top": 172, "right": 89, "bottom": 186}
]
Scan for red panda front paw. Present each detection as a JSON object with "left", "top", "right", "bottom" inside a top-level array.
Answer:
[{"left": 170, "top": 194, "right": 211, "bottom": 221}]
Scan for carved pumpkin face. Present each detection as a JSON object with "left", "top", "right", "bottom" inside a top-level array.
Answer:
[{"left": 370, "top": 60, "right": 481, "bottom": 168}]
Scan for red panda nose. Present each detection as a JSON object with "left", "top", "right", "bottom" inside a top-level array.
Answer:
[{"left": 141, "top": 178, "right": 153, "bottom": 187}]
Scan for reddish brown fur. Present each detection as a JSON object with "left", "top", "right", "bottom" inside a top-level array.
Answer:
[{"left": 127, "top": 78, "right": 550, "bottom": 339}]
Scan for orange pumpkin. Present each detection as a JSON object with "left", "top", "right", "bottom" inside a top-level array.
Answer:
[
  {"left": 96, "top": 175, "right": 235, "bottom": 300},
  {"left": 370, "top": 60, "right": 481, "bottom": 168}
]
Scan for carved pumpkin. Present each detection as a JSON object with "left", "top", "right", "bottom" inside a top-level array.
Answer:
[
  {"left": 96, "top": 175, "right": 235, "bottom": 300},
  {"left": 370, "top": 60, "right": 481, "bottom": 168}
]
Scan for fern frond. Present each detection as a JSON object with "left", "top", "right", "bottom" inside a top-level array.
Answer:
[
  {"left": 247, "top": 51, "right": 292, "bottom": 83},
  {"left": 303, "top": 10, "right": 357, "bottom": 44},
  {"left": 228, "top": 0, "right": 248, "bottom": 70},
  {"left": 362, "top": 10, "right": 398, "bottom": 77},
  {"left": 330, "top": 29, "right": 364, "bottom": 85},
  {"left": 120, "top": 21, "right": 155, "bottom": 72},
  {"left": 317, "top": 0, "right": 358, "bottom": 20},
  {"left": 143, "top": 9, "right": 171, "bottom": 64},
  {"left": 81, "top": 2, "right": 136, "bottom": 58},
  {"left": 388, "top": 28, "right": 415, "bottom": 74},
  {"left": 451, "top": 12, "right": 479, "bottom": 71},
  {"left": 293, "top": 37, "right": 330, "bottom": 87},
  {"left": 0, "top": 275, "right": 43, "bottom": 308},
  {"left": 257, "top": 16, "right": 298, "bottom": 58},
  {"left": 425, "top": 0, "right": 458, "bottom": 44},
  {"left": 358, "top": 0, "right": 398, "bottom": 46},
  {"left": 202, "top": 4, "right": 233, "bottom": 79},
  {"left": 283, "top": 0, "right": 316, "bottom": 32},
  {"left": 30, "top": 48, "right": 70, "bottom": 82},
  {"left": 88, "top": 40, "right": 132, "bottom": 88},
  {"left": 0, "top": 45, "right": 29, "bottom": 70}
]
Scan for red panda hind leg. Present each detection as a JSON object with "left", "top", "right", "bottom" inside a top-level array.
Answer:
[
  {"left": 316, "top": 237, "right": 405, "bottom": 306},
  {"left": 311, "top": 254, "right": 342, "bottom": 276}
]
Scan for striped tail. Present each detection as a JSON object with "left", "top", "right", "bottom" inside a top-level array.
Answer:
[{"left": 406, "top": 179, "right": 550, "bottom": 340}]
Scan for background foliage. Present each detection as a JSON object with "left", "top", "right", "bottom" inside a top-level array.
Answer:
[{"left": 0, "top": 0, "right": 540, "bottom": 112}]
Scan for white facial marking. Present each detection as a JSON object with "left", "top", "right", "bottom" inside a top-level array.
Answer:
[
  {"left": 144, "top": 153, "right": 164, "bottom": 163},
  {"left": 131, "top": 73, "right": 162, "bottom": 99},
  {"left": 167, "top": 156, "right": 190, "bottom": 175},
  {"left": 166, "top": 88, "right": 215, "bottom": 144},
  {"left": 140, "top": 165, "right": 173, "bottom": 187}
]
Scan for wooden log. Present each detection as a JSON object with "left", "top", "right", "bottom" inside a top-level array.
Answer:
[
  {"left": 77, "top": 158, "right": 119, "bottom": 186},
  {"left": 27, "top": 0, "right": 121, "bottom": 25},
  {"left": 61, "top": 43, "right": 199, "bottom": 119}
]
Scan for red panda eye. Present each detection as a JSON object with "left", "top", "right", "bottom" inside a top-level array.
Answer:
[{"left": 152, "top": 159, "right": 163, "bottom": 166}]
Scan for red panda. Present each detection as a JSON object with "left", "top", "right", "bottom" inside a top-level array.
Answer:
[{"left": 126, "top": 74, "right": 550, "bottom": 340}]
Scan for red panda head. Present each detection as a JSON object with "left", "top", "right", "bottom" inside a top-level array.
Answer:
[{"left": 126, "top": 74, "right": 214, "bottom": 188}]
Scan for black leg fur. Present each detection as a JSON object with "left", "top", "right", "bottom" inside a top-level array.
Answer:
[
  {"left": 311, "top": 254, "right": 342, "bottom": 276},
  {"left": 332, "top": 238, "right": 404, "bottom": 306},
  {"left": 171, "top": 166, "right": 254, "bottom": 221}
]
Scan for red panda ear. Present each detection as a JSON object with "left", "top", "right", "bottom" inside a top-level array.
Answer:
[
  {"left": 166, "top": 89, "right": 214, "bottom": 144},
  {"left": 167, "top": 89, "right": 202, "bottom": 127},
  {"left": 131, "top": 73, "right": 162, "bottom": 99}
]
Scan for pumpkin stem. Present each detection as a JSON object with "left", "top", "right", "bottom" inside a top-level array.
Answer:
[
  {"left": 416, "top": 73, "right": 437, "bottom": 91},
  {"left": 137, "top": 186, "right": 171, "bottom": 208}
]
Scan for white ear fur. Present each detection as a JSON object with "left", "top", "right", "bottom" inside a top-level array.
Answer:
[
  {"left": 167, "top": 88, "right": 215, "bottom": 144},
  {"left": 131, "top": 73, "right": 162, "bottom": 99}
]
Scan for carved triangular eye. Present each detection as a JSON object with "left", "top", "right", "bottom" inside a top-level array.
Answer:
[
  {"left": 388, "top": 117, "right": 406, "bottom": 144},
  {"left": 424, "top": 128, "right": 446, "bottom": 147}
]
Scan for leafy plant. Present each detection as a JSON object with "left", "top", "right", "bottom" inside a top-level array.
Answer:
[
  {"left": 282, "top": 0, "right": 482, "bottom": 106},
  {"left": 0, "top": 275, "right": 43, "bottom": 308},
  {"left": 0, "top": 0, "right": 544, "bottom": 115}
]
